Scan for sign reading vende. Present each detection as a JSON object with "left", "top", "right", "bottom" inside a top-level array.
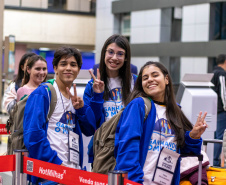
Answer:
[
  {"left": 0, "top": 124, "right": 8, "bottom": 135},
  {"left": 23, "top": 156, "right": 108, "bottom": 185},
  {"left": 124, "top": 179, "right": 141, "bottom": 185}
]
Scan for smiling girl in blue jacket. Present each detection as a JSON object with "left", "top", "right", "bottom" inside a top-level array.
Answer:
[
  {"left": 114, "top": 61, "right": 208, "bottom": 185},
  {"left": 83, "top": 34, "right": 137, "bottom": 162}
]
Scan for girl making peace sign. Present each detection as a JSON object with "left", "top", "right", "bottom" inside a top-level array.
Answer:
[
  {"left": 114, "top": 61, "right": 208, "bottom": 185},
  {"left": 83, "top": 34, "right": 137, "bottom": 163}
]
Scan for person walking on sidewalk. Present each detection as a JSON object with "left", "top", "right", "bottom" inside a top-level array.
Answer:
[{"left": 212, "top": 54, "right": 226, "bottom": 166}]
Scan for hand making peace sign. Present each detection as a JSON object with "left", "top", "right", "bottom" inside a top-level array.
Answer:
[
  {"left": 66, "top": 84, "right": 84, "bottom": 109},
  {"left": 189, "top": 111, "right": 208, "bottom": 139},
  {"left": 89, "top": 68, "right": 105, "bottom": 93}
]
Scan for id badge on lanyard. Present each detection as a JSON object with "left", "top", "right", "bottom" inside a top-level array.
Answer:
[
  {"left": 152, "top": 147, "right": 180, "bottom": 185},
  {"left": 68, "top": 130, "right": 80, "bottom": 165}
]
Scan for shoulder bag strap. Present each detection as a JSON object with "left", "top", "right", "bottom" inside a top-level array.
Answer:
[
  {"left": 141, "top": 97, "right": 152, "bottom": 121},
  {"left": 46, "top": 83, "right": 57, "bottom": 120}
]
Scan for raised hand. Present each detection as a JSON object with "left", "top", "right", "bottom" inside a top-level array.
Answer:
[
  {"left": 66, "top": 84, "right": 84, "bottom": 109},
  {"left": 190, "top": 111, "right": 208, "bottom": 139},
  {"left": 89, "top": 68, "right": 105, "bottom": 93}
]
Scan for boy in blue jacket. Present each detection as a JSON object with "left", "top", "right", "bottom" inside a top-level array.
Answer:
[{"left": 23, "top": 47, "right": 96, "bottom": 184}]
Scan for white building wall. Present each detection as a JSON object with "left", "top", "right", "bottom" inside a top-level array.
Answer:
[
  {"left": 4, "top": 10, "right": 96, "bottom": 46},
  {"left": 180, "top": 4, "right": 210, "bottom": 78},
  {"left": 96, "top": 1, "right": 212, "bottom": 76},
  {"left": 131, "top": 9, "right": 161, "bottom": 43},
  {"left": 180, "top": 57, "right": 208, "bottom": 81},
  {"left": 182, "top": 4, "right": 210, "bottom": 42},
  {"left": 21, "top": 0, "right": 48, "bottom": 9},
  {"left": 67, "top": 0, "right": 90, "bottom": 12},
  {"left": 5, "top": 0, "right": 20, "bottom": 6},
  {"left": 95, "top": 0, "right": 117, "bottom": 63},
  {"left": 131, "top": 57, "right": 159, "bottom": 72}
]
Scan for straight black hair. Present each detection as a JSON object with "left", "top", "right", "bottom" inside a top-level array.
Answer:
[
  {"left": 216, "top": 54, "right": 226, "bottom": 65},
  {"left": 99, "top": 34, "right": 132, "bottom": 104},
  {"left": 14, "top": 52, "right": 36, "bottom": 88},
  {"left": 52, "top": 46, "right": 82, "bottom": 69}
]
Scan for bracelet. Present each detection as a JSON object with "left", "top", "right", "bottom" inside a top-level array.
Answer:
[{"left": 189, "top": 132, "right": 200, "bottom": 139}]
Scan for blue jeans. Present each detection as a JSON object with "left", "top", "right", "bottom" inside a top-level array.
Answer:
[{"left": 213, "top": 111, "right": 226, "bottom": 166}]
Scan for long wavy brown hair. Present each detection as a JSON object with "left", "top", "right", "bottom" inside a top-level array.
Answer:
[
  {"left": 126, "top": 61, "right": 193, "bottom": 148},
  {"left": 22, "top": 55, "right": 47, "bottom": 86}
]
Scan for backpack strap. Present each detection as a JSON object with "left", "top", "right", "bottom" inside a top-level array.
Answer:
[
  {"left": 141, "top": 97, "right": 152, "bottom": 121},
  {"left": 15, "top": 83, "right": 19, "bottom": 92},
  {"left": 45, "top": 83, "right": 57, "bottom": 120}
]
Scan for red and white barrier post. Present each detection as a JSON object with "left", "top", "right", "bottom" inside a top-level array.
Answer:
[
  {"left": 108, "top": 170, "right": 128, "bottom": 185},
  {"left": 0, "top": 150, "right": 141, "bottom": 185},
  {"left": 14, "top": 149, "right": 28, "bottom": 185}
]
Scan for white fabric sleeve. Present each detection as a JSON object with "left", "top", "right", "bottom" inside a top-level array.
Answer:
[
  {"left": 219, "top": 75, "right": 226, "bottom": 111},
  {"left": 2, "top": 82, "right": 17, "bottom": 113}
]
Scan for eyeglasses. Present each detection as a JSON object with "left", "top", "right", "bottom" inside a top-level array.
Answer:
[{"left": 106, "top": 49, "right": 125, "bottom": 59}]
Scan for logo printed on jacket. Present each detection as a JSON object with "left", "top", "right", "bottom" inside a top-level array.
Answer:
[
  {"left": 148, "top": 118, "right": 177, "bottom": 152},
  {"left": 55, "top": 111, "right": 75, "bottom": 134},
  {"left": 104, "top": 88, "right": 123, "bottom": 120}
]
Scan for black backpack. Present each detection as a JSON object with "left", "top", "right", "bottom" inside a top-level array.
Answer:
[{"left": 93, "top": 97, "right": 152, "bottom": 174}]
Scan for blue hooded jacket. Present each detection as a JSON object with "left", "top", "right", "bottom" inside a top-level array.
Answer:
[
  {"left": 83, "top": 74, "right": 137, "bottom": 162},
  {"left": 114, "top": 97, "right": 202, "bottom": 185},
  {"left": 23, "top": 80, "right": 96, "bottom": 183}
]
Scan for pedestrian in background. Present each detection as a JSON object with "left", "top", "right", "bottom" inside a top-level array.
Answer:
[{"left": 212, "top": 54, "right": 226, "bottom": 166}]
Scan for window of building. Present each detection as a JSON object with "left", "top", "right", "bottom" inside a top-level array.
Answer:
[
  {"left": 121, "top": 13, "right": 131, "bottom": 42},
  {"left": 160, "top": 7, "right": 182, "bottom": 42},
  {"left": 171, "top": 7, "right": 182, "bottom": 41},
  {"left": 90, "top": 0, "right": 96, "bottom": 13},
  {"left": 210, "top": 2, "right": 226, "bottom": 40},
  {"left": 48, "top": 0, "right": 66, "bottom": 10},
  {"left": 208, "top": 57, "right": 217, "bottom": 73},
  {"left": 169, "top": 57, "right": 180, "bottom": 84},
  {"left": 160, "top": 56, "right": 180, "bottom": 93}
]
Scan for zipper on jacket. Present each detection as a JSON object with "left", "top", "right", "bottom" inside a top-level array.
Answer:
[
  {"left": 208, "top": 175, "right": 226, "bottom": 182},
  {"left": 211, "top": 176, "right": 216, "bottom": 182},
  {"left": 46, "top": 87, "right": 51, "bottom": 121}
]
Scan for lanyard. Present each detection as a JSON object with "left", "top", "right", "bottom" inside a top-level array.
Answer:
[
  {"left": 56, "top": 81, "right": 66, "bottom": 113},
  {"left": 156, "top": 105, "right": 162, "bottom": 150}
]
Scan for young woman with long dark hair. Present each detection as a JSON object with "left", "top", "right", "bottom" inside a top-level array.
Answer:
[
  {"left": 114, "top": 61, "right": 207, "bottom": 185},
  {"left": 83, "top": 34, "right": 137, "bottom": 162}
]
